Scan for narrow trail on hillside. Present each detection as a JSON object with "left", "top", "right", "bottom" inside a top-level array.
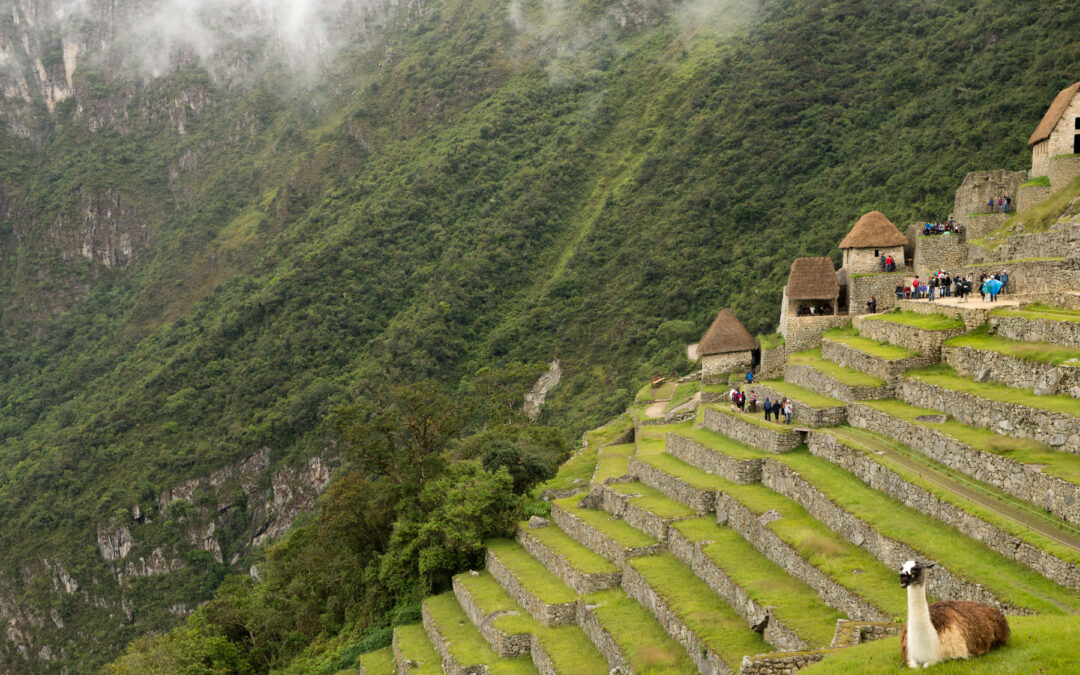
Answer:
[{"left": 828, "top": 427, "right": 1080, "bottom": 555}]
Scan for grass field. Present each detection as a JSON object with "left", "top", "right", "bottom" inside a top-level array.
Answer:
[
  {"left": 585, "top": 589, "right": 697, "bottom": 674},
  {"left": 756, "top": 380, "right": 845, "bottom": 409},
  {"left": 903, "top": 364, "right": 1080, "bottom": 416},
  {"left": 393, "top": 625, "right": 442, "bottom": 675},
  {"left": 593, "top": 443, "right": 635, "bottom": 482},
  {"left": 636, "top": 380, "right": 678, "bottom": 402},
  {"left": 484, "top": 539, "right": 579, "bottom": 605},
  {"left": 824, "top": 325, "right": 921, "bottom": 360},
  {"left": 356, "top": 647, "right": 395, "bottom": 675},
  {"left": 944, "top": 325, "right": 1080, "bottom": 365},
  {"left": 608, "top": 481, "right": 696, "bottom": 519},
  {"left": 518, "top": 521, "right": 618, "bottom": 575},
  {"left": 992, "top": 303, "right": 1080, "bottom": 323},
  {"left": 862, "top": 310, "right": 964, "bottom": 331},
  {"left": 552, "top": 493, "right": 658, "bottom": 549},
  {"left": 424, "top": 593, "right": 539, "bottom": 674},
  {"left": 788, "top": 349, "right": 887, "bottom": 387}
]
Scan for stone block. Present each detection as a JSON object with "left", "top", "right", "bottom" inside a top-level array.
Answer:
[
  {"left": 701, "top": 407, "right": 805, "bottom": 453},
  {"left": 666, "top": 432, "right": 765, "bottom": 483}
]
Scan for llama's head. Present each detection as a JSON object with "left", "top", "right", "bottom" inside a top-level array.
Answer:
[{"left": 899, "top": 560, "right": 935, "bottom": 588}]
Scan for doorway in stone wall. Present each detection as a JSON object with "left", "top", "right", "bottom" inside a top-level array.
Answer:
[{"left": 1075, "top": 133, "right": 1080, "bottom": 154}]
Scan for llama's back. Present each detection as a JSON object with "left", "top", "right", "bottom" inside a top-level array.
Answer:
[{"left": 929, "top": 600, "right": 1009, "bottom": 658}]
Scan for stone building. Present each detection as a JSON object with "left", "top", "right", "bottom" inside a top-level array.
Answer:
[
  {"left": 698, "top": 308, "right": 757, "bottom": 384},
  {"left": 838, "top": 211, "right": 908, "bottom": 276},
  {"left": 784, "top": 257, "right": 839, "bottom": 317},
  {"left": 1029, "top": 80, "right": 1080, "bottom": 178}
]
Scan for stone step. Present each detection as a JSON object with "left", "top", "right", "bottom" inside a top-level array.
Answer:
[
  {"left": 990, "top": 304, "right": 1080, "bottom": 348},
  {"left": 392, "top": 624, "right": 442, "bottom": 675},
  {"left": 847, "top": 400, "right": 1080, "bottom": 526},
  {"left": 624, "top": 552, "right": 772, "bottom": 674},
  {"left": 665, "top": 429, "right": 765, "bottom": 484},
  {"left": 853, "top": 310, "right": 966, "bottom": 358},
  {"left": 549, "top": 493, "right": 661, "bottom": 565},
  {"left": 814, "top": 428, "right": 1080, "bottom": 591},
  {"left": 484, "top": 539, "right": 579, "bottom": 627},
  {"left": 943, "top": 328, "right": 1080, "bottom": 398},
  {"left": 356, "top": 646, "right": 395, "bottom": 675},
  {"left": 629, "top": 452, "right": 726, "bottom": 513},
  {"left": 899, "top": 366, "right": 1080, "bottom": 453},
  {"left": 516, "top": 519, "right": 621, "bottom": 594},
  {"left": 766, "top": 447, "right": 1080, "bottom": 615},
  {"left": 820, "top": 335, "right": 935, "bottom": 383},
  {"left": 668, "top": 517, "right": 845, "bottom": 651},
  {"left": 452, "top": 571, "right": 611, "bottom": 672},
  {"left": 783, "top": 360, "right": 893, "bottom": 404},
  {"left": 579, "top": 589, "right": 697, "bottom": 674},
  {"left": 590, "top": 481, "right": 696, "bottom": 542},
  {"left": 422, "top": 592, "right": 539, "bottom": 674},
  {"left": 700, "top": 406, "right": 806, "bottom": 453},
  {"left": 747, "top": 380, "right": 847, "bottom": 427}
]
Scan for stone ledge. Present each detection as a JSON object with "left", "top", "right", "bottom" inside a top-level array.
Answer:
[
  {"left": 666, "top": 432, "right": 764, "bottom": 484},
  {"left": 701, "top": 407, "right": 804, "bottom": 453},
  {"left": 853, "top": 315, "right": 965, "bottom": 358},
  {"left": 821, "top": 338, "right": 935, "bottom": 384},
  {"left": 629, "top": 456, "right": 715, "bottom": 513},
  {"left": 898, "top": 376, "right": 1080, "bottom": 454},
  {"left": 667, "top": 525, "right": 809, "bottom": 653},
  {"left": 807, "top": 433, "right": 1080, "bottom": 590},
  {"left": 737, "top": 622, "right": 900, "bottom": 675},
  {"left": 621, "top": 563, "right": 733, "bottom": 674},
  {"left": 592, "top": 484, "right": 690, "bottom": 543},
  {"left": 715, "top": 491, "right": 889, "bottom": 623},
  {"left": 895, "top": 300, "right": 991, "bottom": 331},
  {"left": 990, "top": 313, "right": 1080, "bottom": 348},
  {"left": 452, "top": 575, "right": 532, "bottom": 658},
  {"left": 943, "top": 344, "right": 1080, "bottom": 398},
  {"left": 549, "top": 501, "right": 660, "bottom": 566},
  {"left": 783, "top": 363, "right": 894, "bottom": 404},
  {"left": 484, "top": 548, "right": 577, "bottom": 627},
  {"left": 743, "top": 384, "right": 847, "bottom": 428},
  {"left": 847, "top": 402, "right": 1080, "bottom": 527},
  {"left": 760, "top": 459, "right": 1018, "bottom": 614},
  {"left": 422, "top": 602, "right": 485, "bottom": 675},
  {"left": 576, "top": 602, "right": 626, "bottom": 673},
  {"left": 516, "top": 527, "right": 621, "bottom": 595}
]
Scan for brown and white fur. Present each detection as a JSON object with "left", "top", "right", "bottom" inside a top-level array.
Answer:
[{"left": 899, "top": 560, "right": 1009, "bottom": 668}]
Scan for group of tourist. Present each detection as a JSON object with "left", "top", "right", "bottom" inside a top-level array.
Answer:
[
  {"left": 988, "top": 195, "right": 1012, "bottom": 214},
  {"left": 878, "top": 254, "right": 898, "bottom": 272},
  {"left": 978, "top": 271, "right": 1009, "bottom": 301},
  {"left": 796, "top": 302, "right": 834, "bottom": 316},
  {"left": 893, "top": 270, "right": 1009, "bottom": 302},
  {"left": 921, "top": 218, "right": 963, "bottom": 236},
  {"left": 729, "top": 386, "right": 794, "bottom": 424}
]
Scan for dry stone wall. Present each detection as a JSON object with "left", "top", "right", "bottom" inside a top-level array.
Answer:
[
  {"left": 1049, "top": 154, "right": 1080, "bottom": 192},
  {"left": 575, "top": 603, "right": 624, "bottom": 672},
  {"left": 807, "top": 432, "right": 1080, "bottom": 590},
  {"left": 783, "top": 363, "right": 893, "bottom": 404},
  {"left": 666, "top": 432, "right": 764, "bottom": 483},
  {"left": 846, "top": 403, "right": 1080, "bottom": 527},
  {"left": 452, "top": 575, "right": 532, "bottom": 658},
  {"left": 853, "top": 315, "right": 965, "bottom": 358},
  {"left": 485, "top": 548, "right": 577, "bottom": 627},
  {"left": 821, "top": 338, "right": 935, "bottom": 383},
  {"left": 550, "top": 501, "right": 660, "bottom": 565},
  {"left": 847, "top": 270, "right": 910, "bottom": 316},
  {"left": 964, "top": 213, "right": 1008, "bottom": 239},
  {"left": 1017, "top": 183, "right": 1052, "bottom": 214},
  {"left": 759, "top": 343, "right": 787, "bottom": 379},
  {"left": 746, "top": 384, "right": 846, "bottom": 427},
  {"left": 895, "top": 299, "right": 990, "bottom": 330},
  {"left": 701, "top": 407, "right": 804, "bottom": 453},
  {"left": 703, "top": 351, "right": 754, "bottom": 385},
  {"left": 783, "top": 315, "right": 850, "bottom": 352},
  {"left": 959, "top": 260, "right": 1080, "bottom": 297},
  {"left": 943, "top": 344, "right": 1080, "bottom": 398},
  {"left": 630, "top": 456, "right": 716, "bottom": 513},
  {"left": 898, "top": 376, "right": 1080, "bottom": 453},
  {"left": 952, "top": 170, "right": 1027, "bottom": 221},
  {"left": 965, "top": 223, "right": 1078, "bottom": 266},
  {"left": 516, "top": 528, "right": 621, "bottom": 595},
  {"left": 593, "top": 485, "right": 681, "bottom": 543},
  {"left": 990, "top": 313, "right": 1080, "bottom": 348},
  {"left": 913, "top": 235, "right": 966, "bottom": 278},
  {"left": 760, "top": 460, "right": 1015, "bottom": 613},
  {"left": 422, "top": 603, "right": 473, "bottom": 675}
]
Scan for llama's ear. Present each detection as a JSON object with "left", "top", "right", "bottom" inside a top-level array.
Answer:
[{"left": 925, "top": 563, "right": 935, "bottom": 569}]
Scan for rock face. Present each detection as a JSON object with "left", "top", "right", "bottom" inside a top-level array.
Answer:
[{"left": 524, "top": 359, "right": 563, "bottom": 422}]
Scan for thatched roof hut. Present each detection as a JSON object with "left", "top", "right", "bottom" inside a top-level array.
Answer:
[
  {"left": 698, "top": 308, "right": 757, "bottom": 356},
  {"left": 838, "top": 211, "right": 908, "bottom": 249},
  {"left": 1029, "top": 81, "right": 1080, "bottom": 146},
  {"left": 786, "top": 257, "right": 839, "bottom": 300}
]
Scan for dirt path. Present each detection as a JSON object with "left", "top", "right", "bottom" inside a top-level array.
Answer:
[
  {"left": 829, "top": 427, "right": 1080, "bottom": 554},
  {"left": 644, "top": 400, "right": 668, "bottom": 419}
]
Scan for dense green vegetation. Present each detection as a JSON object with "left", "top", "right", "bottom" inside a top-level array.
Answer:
[{"left": 0, "top": 0, "right": 1078, "bottom": 671}]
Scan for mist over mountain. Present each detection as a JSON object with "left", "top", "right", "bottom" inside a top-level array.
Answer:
[{"left": 0, "top": 0, "right": 1076, "bottom": 671}]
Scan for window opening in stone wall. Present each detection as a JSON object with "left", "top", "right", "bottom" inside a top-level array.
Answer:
[
  {"left": 1075, "top": 116, "right": 1080, "bottom": 129},
  {"left": 874, "top": 249, "right": 879, "bottom": 257}
]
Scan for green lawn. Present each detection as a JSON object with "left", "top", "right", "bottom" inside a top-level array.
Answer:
[
  {"left": 552, "top": 493, "right": 658, "bottom": 548},
  {"left": 593, "top": 443, "right": 635, "bottom": 482},
  {"left": 484, "top": 539, "right": 579, "bottom": 605},
  {"left": 823, "top": 330, "right": 921, "bottom": 360},
  {"left": 802, "top": 615, "right": 1080, "bottom": 674},
  {"left": 862, "top": 310, "right": 964, "bottom": 331},
  {"left": 864, "top": 399, "right": 1080, "bottom": 485},
  {"left": 673, "top": 518, "right": 844, "bottom": 647},
  {"left": 788, "top": 349, "right": 887, "bottom": 387},
  {"left": 993, "top": 303, "right": 1080, "bottom": 323},
  {"left": 424, "top": 593, "right": 538, "bottom": 675},
  {"left": 776, "top": 447, "right": 1080, "bottom": 614},
  {"left": 584, "top": 589, "right": 697, "bottom": 674},
  {"left": 674, "top": 426, "right": 768, "bottom": 461},
  {"left": 608, "top": 481, "right": 696, "bottom": 519},
  {"left": 945, "top": 325, "right": 1080, "bottom": 365},
  {"left": 356, "top": 646, "right": 395, "bottom": 675},
  {"left": 664, "top": 380, "right": 701, "bottom": 412},
  {"left": 903, "top": 364, "right": 1080, "bottom": 416},
  {"left": 636, "top": 380, "right": 678, "bottom": 402},
  {"left": 518, "top": 521, "right": 619, "bottom": 575},
  {"left": 756, "top": 380, "right": 845, "bottom": 409},
  {"left": 393, "top": 625, "right": 442, "bottom": 675},
  {"left": 629, "top": 553, "right": 772, "bottom": 669}
]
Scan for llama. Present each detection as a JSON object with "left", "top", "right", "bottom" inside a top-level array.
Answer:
[{"left": 899, "top": 560, "right": 1009, "bottom": 668}]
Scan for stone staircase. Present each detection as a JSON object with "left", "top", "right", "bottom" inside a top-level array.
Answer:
[{"left": 361, "top": 302, "right": 1080, "bottom": 675}]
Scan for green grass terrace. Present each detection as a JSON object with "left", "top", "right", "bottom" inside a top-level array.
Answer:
[
  {"left": 756, "top": 379, "right": 845, "bottom": 408},
  {"left": 824, "top": 324, "right": 922, "bottom": 360},
  {"left": 788, "top": 349, "right": 887, "bottom": 387},
  {"left": 945, "top": 325, "right": 1080, "bottom": 366},
  {"left": 992, "top": 303, "right": 1080, "bottom": 323},
  {"left": 861, "top": 310, "right": 964, "bottom": 331},
  {"left": 903, "top": 364, "right": 1080, "bottom": 417}
]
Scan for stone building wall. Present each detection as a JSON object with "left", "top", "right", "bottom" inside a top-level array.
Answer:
[
  {"left": 964, "top": 212, "right": 1008, "bottom": 239},
  {"left": 1017, "top": 183, "right": 1052, "bottom": 214},
  {"left": 943, "top": 344, "right": 1080, "bottom": 398},
  {"left": 702, "top": 350, "right": 753, "bottom": 385},
  {"left": 952, "top": 170, "right": 1028, "bottom": 220},
  {"left": 1050, "top": 154, "right": 1080, "bottom": 191},
  {"left": 965, "top": 223, "right": 1079, "bottom": 265},
  {"left": 847, "top": 269, "right": 911, "bottom": 316},
  {"left": 807, "top": 432, "right": 1080, "bottom": 590},
  {"left": 990, "top": 313, "right": 1080, "bottom": 348},
  {"left": 853, "top": 315, "right": 966, "bottom": 358},
  {"left": 758, "top": 342, "right": 787, "bottom": 379},
  {"left": 843, "top": 246, "right": 905, "bottom": 275},
  {"left": 1045, "top": 96, "right": 1080, "bottom": 163},
  {"left": 846, "top": 403, "right": 1080, "bottom": 527},
  {"left": 821, "top": 338, "right": 935, "bottom": 383},
  {"left": 783, "top": 315, "right": 851, "bottom": 351},
  {"left": 701, "top": 407, "right": 804, "bottom": 453},
  {"left": 665, "top": 432, "right": 764, "bottom": 483},
  {"left": 1032, "top": 140, "right": 1050, "bottom": 178},
  {"left": 746, "top": 383, "right": 847, "bottom": 427},
  {"left": 913, "top": 234, "right": 966, "bottom": 277}
]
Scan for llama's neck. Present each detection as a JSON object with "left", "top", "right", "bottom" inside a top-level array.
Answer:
[{"left": 906, "top": 583, "right": 940, "bottom": 664}]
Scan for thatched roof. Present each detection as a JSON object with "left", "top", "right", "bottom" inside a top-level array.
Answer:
[
  {"left": 838, "top": 211, "right": 908, "bottom": 249},
  {"left": 786, "top": 257, "right": 839, "bottom": 300},
  {"left": 698, "top": 308, "right": 757, "bottom": 356},
  {"left": 1028, "top": 81, "right": 1080, "bottom": 146}
]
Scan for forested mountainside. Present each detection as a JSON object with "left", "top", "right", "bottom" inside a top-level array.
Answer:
[{"left": 0, "top": 0, "right": 1078, "bottom": 671}]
